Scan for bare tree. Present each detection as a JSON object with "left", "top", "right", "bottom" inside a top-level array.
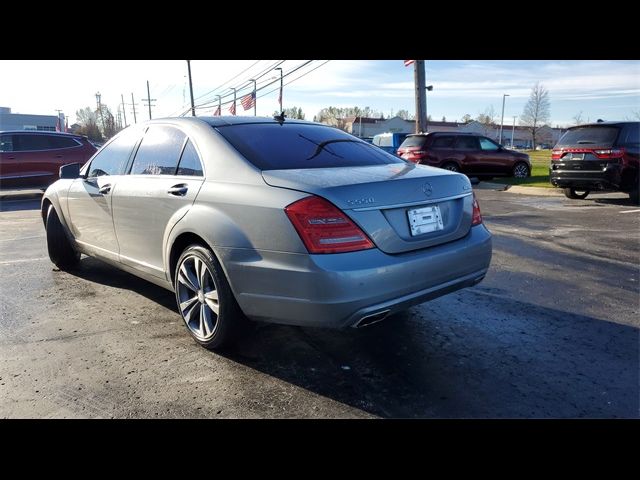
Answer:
[
  {"left": 477, "top": 106, "right": 496, "bottom": 137},
  {"left": 273, "top": 106, "right": 305, "bottom": 119},
  {"left": 460, "top": 113, "right": 473, "bottom": 124},
  {"left": 520, "top": 82, "right": 551, "bottom": 149},
  {"left": 572, "top": 111, "right": 584, "bottom": 126},
  {"left": 75, "top": 107, "right": 102, "bottom": 142}
]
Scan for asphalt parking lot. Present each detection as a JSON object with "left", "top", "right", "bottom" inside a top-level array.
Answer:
[{"left": 0, "top": 188, "right": 638, "bottom": 418}]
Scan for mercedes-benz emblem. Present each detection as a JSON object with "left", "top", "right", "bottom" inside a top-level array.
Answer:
[{"left": 422, "top": 182, "right": 433, "bottom": 197}]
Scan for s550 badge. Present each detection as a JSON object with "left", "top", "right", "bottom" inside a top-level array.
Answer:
[{"left": 346, "top": 197, "right": 375, "bottom": 206}]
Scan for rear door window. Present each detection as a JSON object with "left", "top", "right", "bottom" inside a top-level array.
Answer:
[
  {"left": 431, "top": 136, "right": 455, "bottom": 148},
  {"left": 621, "top": 124, "right": 640, "bottom": 145},
  {"left": 130, "top": 126, "right": 186, "bottom": 175},
  {"left": 216, "top": 123, "right": 403, "bottom": 170},
  {"left": 47, "top": 136, "right": 80, "bottom": 149},
  {"left": 176, "top": 140, "right": 204, "bottom": 176},
  {"left": 13, "top": 134, "right": 50, "bottom": 151},
  {"left": 454, "top": 136, "right": 479, "bottom": 150}
]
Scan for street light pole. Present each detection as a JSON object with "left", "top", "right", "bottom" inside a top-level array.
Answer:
[
  {"left": 216, "top": 95, "right": 221, "bottom": 115},
  {"left": 499, "top": 93, "right": 509, "bottom": 145},
  {"left": 250, "top": 79, "right": 257, "bottom": 116},
  {"left": 275, "top": 67, "right": 283, "bottom": 113},
  {"left": 425, "top": 85, "right": 433, "bottom": 133}
]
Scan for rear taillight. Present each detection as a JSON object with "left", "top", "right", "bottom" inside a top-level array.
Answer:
[
  {"left": 551, "top": 149, "right": 563, "bottom": 160},
  {"left": 471, "top": 192, "right": 483, "bottom": 226},
  {"left": 593, "top": 147, "right": 625, "bottom": 159},
  {"left": 285, "top": 196, "right": 375, "bottom": 254}
]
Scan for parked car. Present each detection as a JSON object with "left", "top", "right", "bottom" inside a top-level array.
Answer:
[
  {"left": 397, "top": 132, "right": 531, "bottom": 180},
  {"left": 549, "top": 121, "right": 639, "bottom": 203},
  {"left": 42, "top": 117, "right": 492, "bottom": 350},
  {"left": 372, "top": 132, "right": 409, "bottom": 155},
  {"left": 0, "top": 131, "right": 97, "bottom": 189}
]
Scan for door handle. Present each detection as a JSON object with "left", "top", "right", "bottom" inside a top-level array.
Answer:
[
  {"left": 55, "top": 154, "right": 63, "bottom": 158},
  {"left": 7, "top": 156, "right": 15, "bottom": 160},
  {"left": 167, "top": 184, "right": 188, "bottom": 196},
  {"left": 98, "top": 184, "right": 112, "bottom": 195}
]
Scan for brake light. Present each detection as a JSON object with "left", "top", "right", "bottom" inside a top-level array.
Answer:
[
  {"left": 551, "top": 150, "right": 563, "bottom": 160},
  {"left": 593, "top": 148, "right": 625, "bottom": 159},
  {"left": 471, "top": 192, "right": 483, "bottom": 226},
  {"left": 285, "top": 196, "right": 375, "bottom": 254}
]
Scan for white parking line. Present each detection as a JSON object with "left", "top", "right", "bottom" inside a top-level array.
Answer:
[
  {"left": 620, "top": 209, "right": 640, "bottom": 214},
  {"left": 0, "top": 257, "right": 48, "bottom": 265},
  {"left": 0, "top": 235, "right": 44, "bottom": 242}
]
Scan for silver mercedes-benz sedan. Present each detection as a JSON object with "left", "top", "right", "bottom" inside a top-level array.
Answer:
[{"left": 42, "top": 116, "right": 492, "bottom": 350}]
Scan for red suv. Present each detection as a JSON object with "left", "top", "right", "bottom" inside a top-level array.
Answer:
[
  {"left": 0, "top": 131, "right": 97, "bottom": 189},
  {"left": 549, "top": 121, "right": 639, "bottom": 203},
  {"left": 397, "top": 132, "right": 531, "bottom": 180}
]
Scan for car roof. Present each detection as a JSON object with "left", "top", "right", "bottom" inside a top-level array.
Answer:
[
  {"left": 407, "top": 132, "right": 475, "bottom": 137},
  {"left": 0, "top": 130, "right": 84, "bottom": 138},
  {"left": 194, "top": 116, "right": 324, "bottom": 127},
  {"left": 567, "top": 121, "right": 638, "bottom": 129}
]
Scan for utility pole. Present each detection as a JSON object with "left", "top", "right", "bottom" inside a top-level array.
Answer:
[
  {"left": 130, "top": 92, "right": 138, "bottom": 124},
  {"left": 511, "top": 116, "right": 516, "bottom": 149},
  {"left": 142, "top": 81, "right": 156, "bottom": 120},
  {"left": 216, "top": 95, "right": 221, "bottom": 115},
  {"left": 95, "top": 92, "right": 105, "bottom": 133},
  {"left": 250, "top": 79, "right": 257, "bottom": 116},
  {"left": 414, "top": 61, "right": 427, "bottom": 133},
  {"left": 121, "top": 94, "right": 127, "bottom": 127},
  {"left": 499, "top": 93, "right": 509, "bottom": 145},
  {"left": 186, "top": 60, "right": 195, "bottom": 117},
  {"left": 275, "top": 67, "right": 283, "bottom": 113},
  {"left": 55, "top": 109, "right": 63, "bottom": 132},
  {"left": 425, "top": 85, "right": 433, "bottom": 133}
]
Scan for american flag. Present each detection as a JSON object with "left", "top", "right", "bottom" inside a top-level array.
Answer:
[
  {"left": 404, "top": 60, "right": 415, "bottom": 67},
  {"left": 213, "top": 105, "right": 220, "bottom": 116},
  {"left": 55, "top": 116, "right": 62, "bottom": 132},
  {"left": 241, "top": 92, "right": 255, "bottom": 111},
  {"left": 229, "top": 102, "right": 236, "bottom": 115}
]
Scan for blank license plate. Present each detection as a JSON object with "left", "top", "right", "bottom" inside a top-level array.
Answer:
[{"left": 407, "top": 205, "right": 444, "bottom": 236}]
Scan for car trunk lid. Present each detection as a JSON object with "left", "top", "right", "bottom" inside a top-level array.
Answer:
[{"left": 262, "top": 163, "right": 475, "bottom": 254}]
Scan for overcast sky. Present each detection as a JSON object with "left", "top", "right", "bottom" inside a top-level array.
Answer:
[{"left": 1, "top": 60, "right": 638, "bottom": 127}]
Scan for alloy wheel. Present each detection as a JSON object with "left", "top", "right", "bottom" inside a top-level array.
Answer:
[
  {"left": 176, "top": 254, "right": 220, "bottom": 341},
  {"left": 514, "top": 163, "right": 529, "bottom": 178}
]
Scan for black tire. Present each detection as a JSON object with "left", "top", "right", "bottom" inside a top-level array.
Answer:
[
  {"left": 174, "top": 244, "right": 246, "bottom": 351},
  {"left": 512, "top": 162, "right": 530, "bottom": 178},
  {"left": 629, "top": 177, "right": 639, "bottom": 205},
  {"left": 442, "top": 162, "right": 459, "bottom": 173},
  {"left": 46, "top": 205, "right": 80, "bottom": 270},
  {"left": 563, "top": 187, "right": 590, "bottom": 200}
]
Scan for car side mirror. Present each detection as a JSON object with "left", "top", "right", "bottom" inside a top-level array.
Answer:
[{"left": 59, "top": 163, "right": 81, "bottom": 179}]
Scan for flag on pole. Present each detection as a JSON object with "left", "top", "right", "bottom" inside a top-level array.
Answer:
[
  {"left": 241, "top": 92, "right": 256, "bottom": 111},
  {"left": 55, "top": 116, "right": 61, "bottom": 132},
  {"left": 229, "top": 102, "right": 236, "bottom": 115},
  {"left": 65, "top": 117, "right": 69, "bottom": 132},
  {"left": 213, "top": 105, "right": 220, "bottom": 116},
  {"left": 404, "top": 60, "right": 415, "bottom": 67}
]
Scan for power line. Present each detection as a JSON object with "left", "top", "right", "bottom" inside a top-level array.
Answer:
[{"left": 192, "top": 60, "right": 263, "bottom": 102}]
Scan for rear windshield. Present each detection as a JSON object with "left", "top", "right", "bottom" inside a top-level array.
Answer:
[
  {"left": 556, "top": 126, "right": 620, "bottom": 147},
  {"left": 399, "top": 136, "right": 428, "bottom": 148},
  {"left": 215, "top": 123, "right": 404, "bottom": 170}
]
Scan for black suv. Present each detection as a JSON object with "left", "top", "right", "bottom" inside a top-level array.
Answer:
[{"left": 549, "top": 121, "right": 639, "bottom": 203}]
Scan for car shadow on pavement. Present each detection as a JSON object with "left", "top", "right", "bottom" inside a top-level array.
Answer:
[
  {"left": 593, "top": 197, "right": 637, "bottom": 207},
  {"left": 222, "top": 297, "right": 639, "bottom": 418},
  {"left": 71, "top": 257, "right": 177, "bottom": 311},
  {"left": 67, "top": 254, "right": 639, "bottom": 419},
  {"left": 0, "top": 194, "right": 42, "bottom": 212}
]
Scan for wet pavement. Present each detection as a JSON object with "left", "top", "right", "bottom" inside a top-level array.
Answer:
[{"left": 0, "top": 189, "right": 638, "bottom": 418}]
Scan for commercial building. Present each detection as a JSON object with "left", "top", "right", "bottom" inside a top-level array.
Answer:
[{"left": 0, "top": 107, "right": 65, "bottom": 132}]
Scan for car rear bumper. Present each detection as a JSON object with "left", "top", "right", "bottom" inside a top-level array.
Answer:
[
  {"left": 549, "top": 163, "right": 623, "bottom": 190},
  {"left": 216, "top": 224, "right": 492, "bottom": 328}
]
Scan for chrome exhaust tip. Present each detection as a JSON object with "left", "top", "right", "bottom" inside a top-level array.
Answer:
[{"left": 355, "top": 309, "right": 391, "bottom": 328}]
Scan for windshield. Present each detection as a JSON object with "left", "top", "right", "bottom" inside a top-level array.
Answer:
[
  {"left": 556, "top": 126, "right": 620, "bottom": 147},
  {"left": 399, "top": 136, "right": 428, "bottom": 148},
  {"left": 216, "top": 123, "right": 404, "bottom": 170}
]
